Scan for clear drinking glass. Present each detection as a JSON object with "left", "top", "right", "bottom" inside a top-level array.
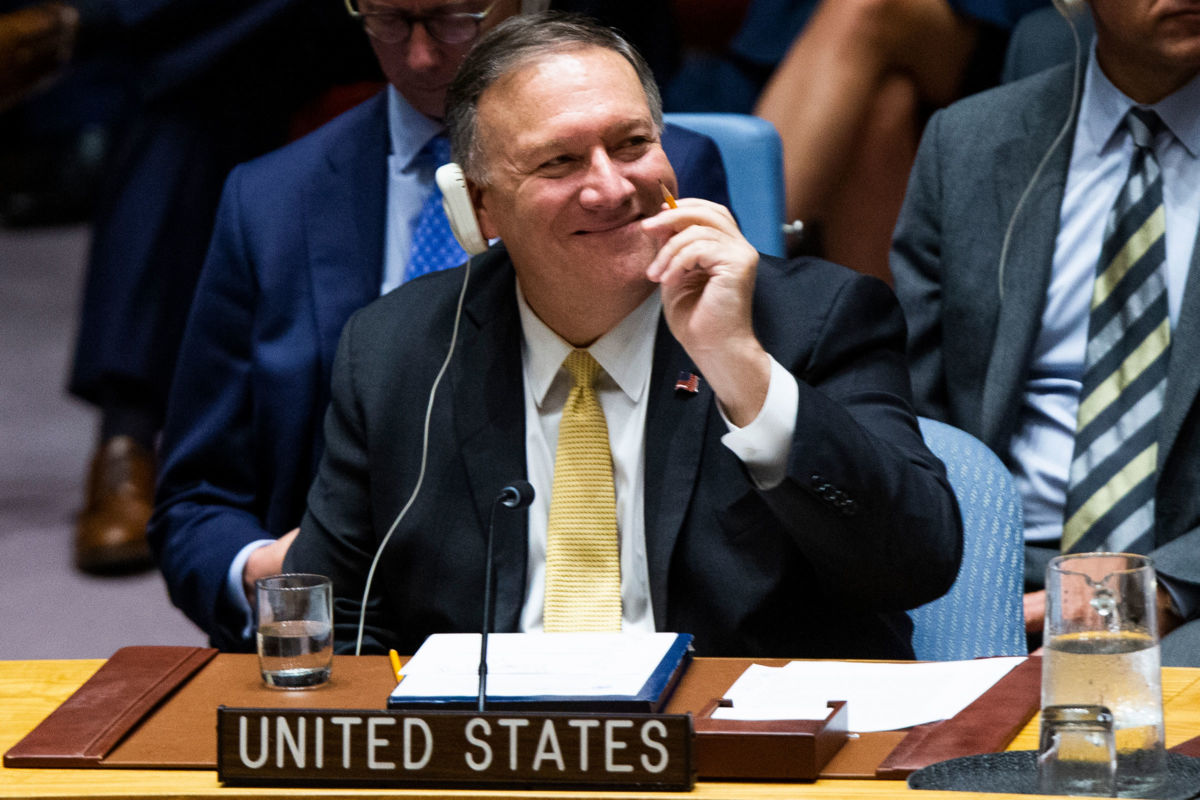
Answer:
[
  {"left": 1042, "top": 553, "right": 1167, "bottom": 797},
  {"left": 1038, "top": 704, "right": 1117, "bottom": 796},
  {"left": 255, "top": 573, "right": 333, "bottom": 688}
]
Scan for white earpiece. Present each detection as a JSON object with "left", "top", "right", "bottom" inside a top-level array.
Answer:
[{"left": 436, "top": 163, "right": 489, "bottom": 255}]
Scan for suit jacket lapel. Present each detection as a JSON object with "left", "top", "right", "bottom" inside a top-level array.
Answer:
[
  {"left": 450, "top": 278, "right": 712, "bottom": 632},
  {"left": 980, "top": 67, "right": 1079, "bottom": 449},
  {"left": 643, "top": 319, "right": 710, "bottom": 628},
  {"left": 1159, "top": 225, "right": 1200, "bottom": 469},
  {"left": 307, "top": 94, "right": 389, "bottom": 390},
  {"left": 451, "top": 251, "right": 529, "bottom": 632}
]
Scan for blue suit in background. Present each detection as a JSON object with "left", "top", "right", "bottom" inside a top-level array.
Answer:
[
  {"left": 148, "top": 95, "right": 732, "bottom": 650},
  {"left": 60, "top": 0, "right": 378, "bottom": 573}
]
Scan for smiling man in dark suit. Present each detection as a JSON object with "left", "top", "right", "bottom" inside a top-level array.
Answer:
[
  {"left": 150, "top": 2, "right": 734, "bottom": 652},
  {"left": 286, "top": 13, "right": 961, "bottom": 658}
]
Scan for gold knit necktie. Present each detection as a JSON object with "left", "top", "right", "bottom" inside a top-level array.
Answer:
[{"left": 543, "top": 350, "right": 622, "bottom": 631}]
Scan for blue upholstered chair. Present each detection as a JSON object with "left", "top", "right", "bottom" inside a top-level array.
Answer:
[
  {"left": 1002, "top": 4, "right": 1093, "bottom": 85},
  {"left": 663, "top": 113, "right": 786, "bottom": 257},
  {"left": 908, "top": 417, "right": 1026, "bottom": 661}
]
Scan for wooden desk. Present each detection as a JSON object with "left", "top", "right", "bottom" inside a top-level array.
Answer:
[{"left": 2, "top": 659, "right": 1199, "bottom": 799}]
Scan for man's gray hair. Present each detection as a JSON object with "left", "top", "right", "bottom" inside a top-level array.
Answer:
[{"left": 445, "top": 12, "right": 664, "bottom": 184}]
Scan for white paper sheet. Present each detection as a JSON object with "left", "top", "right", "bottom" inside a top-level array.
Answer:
[
  {"left": 390, "top": 632, "right": 682, "bottom": 701},
  {"left": 712, "top": 657, "right": 1026, "bottom": 732}
]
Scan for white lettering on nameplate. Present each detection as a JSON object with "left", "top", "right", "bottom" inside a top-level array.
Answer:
[{"left": 218, "top": 709, "right": 691, "bottom": 790}]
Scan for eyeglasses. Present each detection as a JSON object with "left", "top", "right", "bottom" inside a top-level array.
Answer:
[{"left": 343, "top": 0, "right": 497, "bottom": 45}]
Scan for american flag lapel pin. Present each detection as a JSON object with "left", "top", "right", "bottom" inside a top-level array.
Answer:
[{"left": 674, "top": 371, "right": 701, "bottom": 394}]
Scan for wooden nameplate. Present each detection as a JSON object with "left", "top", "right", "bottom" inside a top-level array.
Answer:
[{"left": 217, "top": 707, "right": 693, "bottom": 790}]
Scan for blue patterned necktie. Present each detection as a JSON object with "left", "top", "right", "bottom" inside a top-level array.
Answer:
[
  {"left": 405, "top": 134, "right": 469, "bottom": 282},
  {"left": 1062, "top": 108, "right": 1170, "bottom": 554}
]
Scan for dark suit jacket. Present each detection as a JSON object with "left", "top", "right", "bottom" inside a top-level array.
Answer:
[
  {"left": 149, "top": 92, "right": 732, "bottom": 651},
  {"left": 285, "top": 246, "right": 962, "bottom": 659},
  {"left": 891, "top": 64, "right": 1200, "bottom": 662}
]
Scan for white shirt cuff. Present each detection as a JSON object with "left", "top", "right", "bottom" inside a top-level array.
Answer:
[
  {"left": 719, "top": 356, "right": 798, "bottom": 490},
  {"left": 226, "top": 539, "right": 274, "bottom": 639}
]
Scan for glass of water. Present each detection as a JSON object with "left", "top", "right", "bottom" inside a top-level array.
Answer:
[
  {"left": 255, "top": 573, "right": 333, "bottom": 688},
  {"left": 1038, "top": 704, "right": 1117, "bottom": 796},
  {"left": 1042, "top": 553, "right": 1166, "bottom": 797}
]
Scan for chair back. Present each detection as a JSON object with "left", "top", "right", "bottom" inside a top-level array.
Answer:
[
  {"left": 909, "top": 417, "right": 1026, "bottom": 660},
  {"left": 663, "top": 113, "right": 786, "bottom": 257},
  {"left": 1002, "top": 5, "right": 1093, "bottom": 83}
]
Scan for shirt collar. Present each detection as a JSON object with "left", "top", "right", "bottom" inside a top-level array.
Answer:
[
  {"left": 1082, "top": 46, "right": 1200, "bottom": 159},
  {"left": 386, "top": 84, "right": 444, "bottom": 167},
  {"left": 1154, "top": 70, "right": 1200, "bottom": 158},
  {"left": 517, "top": 284, "right": 661, "bottom": 408}
]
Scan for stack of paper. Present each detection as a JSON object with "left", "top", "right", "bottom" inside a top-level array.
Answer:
[
  {"left": 713, "top": 657, "right": 1026, "bottom": 732},
  {"left": 388, "top": 632, "right": 692, "bottom": 711}
]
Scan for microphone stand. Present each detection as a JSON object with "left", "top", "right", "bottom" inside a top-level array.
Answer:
[
  {"left": 479, "top": 481, "right": 534, "bottom": 713},
  {"left": 478, "top": 501, "right": 499, "bottom": 713}
]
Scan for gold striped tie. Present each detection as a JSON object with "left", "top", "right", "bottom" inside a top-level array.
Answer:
[
  {"left": 543, "top": 350, "right": 622, "bottom": 631},
  {"left": 1062, "top": 108, "right": 1169, "bottom": 554}
]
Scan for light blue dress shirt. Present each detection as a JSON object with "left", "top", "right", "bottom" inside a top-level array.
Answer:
[
  {"left": 381, "top": 85, "right": 444, "bottom": 293},
  {"left": 1009, "top": 48, "right": 1200, "bottom": 546}
]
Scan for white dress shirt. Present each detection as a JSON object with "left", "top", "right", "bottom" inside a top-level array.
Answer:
[
  {"left": 1009, "top": 48, "right": 1200, "bottom": 545},
  {"left": 515, "top": 284, "right": 799, "bottom": 631}
]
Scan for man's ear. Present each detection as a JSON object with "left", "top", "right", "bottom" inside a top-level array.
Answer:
[{"left": 469, "top": 181, "right": 502, "bottom": 240}]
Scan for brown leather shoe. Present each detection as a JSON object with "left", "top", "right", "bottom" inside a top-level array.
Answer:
[{"left": 75, "top": 435, "right": 155, "bottom": 574}]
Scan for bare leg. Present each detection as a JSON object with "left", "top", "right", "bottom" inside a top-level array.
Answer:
[
  {"left": 754, "top": 0, "right": 977, "bottom": 244},
  {"left": 821, "top": 73, "right": 918, "bottom": 282}
]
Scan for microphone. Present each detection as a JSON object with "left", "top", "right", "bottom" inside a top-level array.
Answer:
[
  {"left": 479, "top": 480, "right": 535, "bottom": 712},
  {"left": 497, "top": 479, "right": 535, "bottom": 510}
]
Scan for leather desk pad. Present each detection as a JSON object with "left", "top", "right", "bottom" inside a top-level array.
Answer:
[{"left": 9, "top": 650, "right": 1054, "bottom": 780}]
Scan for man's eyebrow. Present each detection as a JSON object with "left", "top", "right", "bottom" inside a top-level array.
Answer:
[
  {"left": 523, "top": 120, "right": 657, "bottom": 157},
  {"left": 608, "top": 119, "right": 657, "bottom": 138}
]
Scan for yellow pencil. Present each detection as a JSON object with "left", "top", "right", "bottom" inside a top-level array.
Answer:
[
  {"left": 660, "top": 182, "right": 677, "bottom": 209},
  {"left": 388, "top": 649, "right": 404, "bottom": 682}
]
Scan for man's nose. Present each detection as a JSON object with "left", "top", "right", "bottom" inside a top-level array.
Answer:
[
  {"left": 578, "top": 150, "right": 636, "bottom": 209},
  {"left": 404, "top": 21, "right": 440, "bottom": 71}
]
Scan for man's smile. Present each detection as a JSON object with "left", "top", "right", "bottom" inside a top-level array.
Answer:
[{"left": 574, "top": 214, "right": 649, "bottom": 236}]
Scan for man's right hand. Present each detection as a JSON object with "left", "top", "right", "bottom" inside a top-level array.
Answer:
[
  {"left": 243, "top": 528, "right": 299, "bottom": 601},
  {"left": 0, "top": 2, "right": 79, "bottom": 113},
  {"left": 643, "top": 198, "right": 770, "bottom": 428}
]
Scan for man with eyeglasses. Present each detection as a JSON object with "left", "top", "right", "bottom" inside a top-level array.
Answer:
[
  {"left": 344, "top": 0, "right": 513, "bottom": 119},
  {"left": 148, "top": 1, "right": 732, "bottom": 651}
]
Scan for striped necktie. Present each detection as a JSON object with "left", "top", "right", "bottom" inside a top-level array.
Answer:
[
  {"left": 1062, "top": 108, "right": 1170, "bottom": 554},
  {"left": 406, "top": 134, "right": 469, "bottom": 282},
  {"left": 543, "top": 350, "right": 622, "bottom": 632}
]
